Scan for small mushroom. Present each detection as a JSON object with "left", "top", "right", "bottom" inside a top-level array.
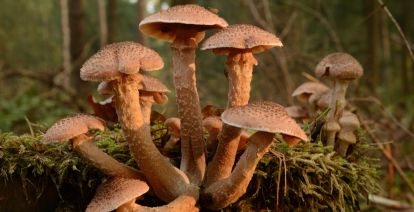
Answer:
[
  {"left": 140, "top": 5, "right": 228, "bottom": 184},
  {"left": 86, "top": 177, "right": 149, "bottom": 212},
  {"left": 336, "top": 111, "right": 360, "bottom": 157},
  {"left": 42, "top": 114, "right": 144, "bottom": 180},
  {"left": 292, "top": 81, "right": 329, "bottom": 115},
  {"left": 202, "top": 116, "right": 223, "bottom": 153},
  {"left": 285, "top": 105, "right": 309, "bottom": 122},
  {"left": 315, "top": 52, "right": 363, "bottom": 146},
  {"left": 164, "top": 117, "right": 181, "bottom": 150},
  {"left": 201, "top": 101, "right": 308, "bottom": 209},
  {"left": 201, "top": 24, "right": 283, "bottom": 186},
  {"left": 81, "top": 42, "right": 191, "bottom": 202}
]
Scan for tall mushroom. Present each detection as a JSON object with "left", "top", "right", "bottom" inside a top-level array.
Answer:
[
  {"left": 81, "top": 41, "right": 192, "bottom": 202},
  {"left": 315, "top": 52, "right": 363, "bottom": 146},
  {"left": 201, "top": 101, "right": 308, "bottom": 209},
  {"left": 200, "top": 24, "right": 283, "bottom": 185},
  {"left": 42, "top": 114, "right": 144, "bottom": 179},
  {"left": 139, "top": 4, "right": 228, "bottom": 184}
]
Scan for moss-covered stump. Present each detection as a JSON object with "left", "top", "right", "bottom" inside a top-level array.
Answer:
[{"left": 0, "top": 124, "right": 379, "bottom": 211}]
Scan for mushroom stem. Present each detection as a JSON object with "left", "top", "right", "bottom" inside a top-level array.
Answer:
[
  {"left": 205, "top": 52, "right": 257, "bottom": 185},
  {"left": 171, "top": 35, "right": 205, "bottom": 185},
  {"left": 139, "top": 96, "right": 154, "bottom": 125},
  {"left": 113, "top": 74, "right": 191, "bottom": 202},
  {"left": 116, "top": 199, "right": 138, "bottom": 212},
  {"left": 326, "top": 80, "right": 348, "bottom": 146},
  {"left": 72, "top": 134, "right": 145, "bottom": 180},
  {"left": 134, "top": 188, "right": 199, "bottom": 212},
  {"left": 201, "top": 131, "right": 274, "bottom": 210}
]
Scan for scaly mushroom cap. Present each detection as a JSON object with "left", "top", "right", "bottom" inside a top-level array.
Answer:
[
  {"left": 140, "top": 75, "right": 170, "bottom": 93},
  {"left": 86, "top": 177, "right": 149, "bottom": 212},
  {"left": 139, "top": 4, "right": 228, "bottom": 42},
  {"left": 80, "top": 41, "right": 164, "bottom": 81},
  {"left": 201, "top": 24, "right": 283, "bottom": 55},
  {"left": 315, "top": 52, "right": 363, "bottom": 80},
  {"left": 42, "top": 114, "right": 105, "bottom": 144},
  {"left": 221, "top": 101, "right": 308, "bottom": 141},
  {"left": 292, "top": 82, "right": 329, "bottom": 103}
]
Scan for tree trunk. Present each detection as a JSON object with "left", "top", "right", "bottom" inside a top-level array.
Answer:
[
  {"left": 69, "top": 0, "right": 88, "bottom": 94},
  {"left": 137, "top": 0, "right": 149, "bottom": 46},
  {"left": 400, "top": 0, "right": 414, "bottom": 93},
  {"left": 364, "top": 0, "right": 381, "bottom": 92},
  {"left": 107, "top": 0, "right": 117, "bottom": 43},
  {"left": 97, "top": 0, "right": 108, "bottom": 47}
]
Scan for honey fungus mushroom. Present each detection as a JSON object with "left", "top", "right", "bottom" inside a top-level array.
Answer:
[
  {"left": 201, "top": 101, "right": 308, "bottom": 209},
  {"left": 87, "top": 178, "right": 199, "bottom": 212},
  {"left": 81, "top": 41, "right": 193, "bottom": 202},
  {"left": 42, "top": 114, "right": 143, "bottom": 179},
  {"left": 201, "top": 24, "right": 283, "bottom": 185},
  {"left": 139, "top": 4, "right": 228, "bottom": 185},
  {"left": 336, "top": 111, "right": 361, "bottom": 157},
  {"left": 315, "top": 52, "right": 363, "bottom": 146}
]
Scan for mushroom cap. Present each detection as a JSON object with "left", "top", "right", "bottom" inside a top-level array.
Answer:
[
  {"left": 315, "top": 52, "right": 363, "bottom": 80},
  {"left": 221, "top": 101, "right": 308, "bottom": 141},
  {"left": 42, "top": 114, "right": 105, "bottom": 144},
  {"left": 202, "top": 116, "right": 223, "bottom": 132},
  {"left": 285, "top": 105, "right": 308, "bottom": 119},
  {"left": 316, "top": 92, "right": 331, "bottom": 109},
  {"left": 292, "top": 82, "right": 329, "bottom": 103},
  {"left": 339, "top": 111, "right": 360, "bottom": 129},
  {"left": 164, "top": 117, "right": 181, "bottom": 137},
  {"left": 139, "top": 4, "right": 228, "bottom": 42},
  {"left": 81, "top": 41, "right": 164, "bottom": 81},
  {"left": 140, "top": 75, "right": 170, "bottom": 93},
  {"left": 86, "top": 177, "right": 149, "bottom": 212},
  {"left": 201, "top": 24, "right": 283, "bottom": 54}
]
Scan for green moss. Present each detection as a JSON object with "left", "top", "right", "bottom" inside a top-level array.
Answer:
[{"left": 0, "top": 122, "right": 380, "bottom": 211}]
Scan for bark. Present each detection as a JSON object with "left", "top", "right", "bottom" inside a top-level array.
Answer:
[
  {"left": 57, "top": 0, "right": 72, "bottom": 94},
  {"left": 72, "top": 134, "right": 144, "bottom": 180},
  {"left": 112, "top": 74, "right": 191, "bottom": 202},
  {"left": 364, "top": 0, "right": 381, "bottom": 90}
]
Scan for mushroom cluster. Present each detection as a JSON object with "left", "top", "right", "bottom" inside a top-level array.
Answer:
[
  {"left": 290, "top": 52, "right": 363, "bottom": 156},
  {"left": 42, "top": 4, "right": 310, "bottom": 211}
]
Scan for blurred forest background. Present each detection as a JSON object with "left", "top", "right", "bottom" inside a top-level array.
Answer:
[{"left": 0, "top": 0, "right": 414, "bottom": 204}]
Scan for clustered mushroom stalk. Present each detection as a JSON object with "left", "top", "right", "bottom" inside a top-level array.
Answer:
[
  {"left": 111, "top": 74, "right": 191, "bottom": 202},
  {"left": 201, "top": 24, "right": 282, "bottom": 185},
  {"left": 139, "top": 5, "right": 228, "bottom": 184},
  {"left": 170, "top": 29, "right": 206, "bottom": 184}
]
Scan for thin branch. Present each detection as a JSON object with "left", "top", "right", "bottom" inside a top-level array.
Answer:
[
  {"left": 358, "top": 113, "right": 414, "bottom": 193},
  {"left": 377, "top": 0, "right": 414, "bottom": 63}
]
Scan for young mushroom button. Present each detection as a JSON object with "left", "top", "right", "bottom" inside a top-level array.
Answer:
[
  {"left": 201, "top": 101, "right": 308, "bottom": 210},
  {"left": 315, "top": 52, "right": 363, "bottom": 146},
  {"left": 201, "top": 24, "right": 283, "bottom": 186},
  {"left": 139, "top": 4, "right": 228, "bottom": 185}
]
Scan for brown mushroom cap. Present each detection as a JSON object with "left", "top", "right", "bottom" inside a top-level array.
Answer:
[
  {"left": 164, "top": 117, "right": 181, "bottom": 137},
  {"left": 140, "top": 75, "right": 170, "bottom": 93},
  {"left": 292, "top": 82, "right": 329, "bottom": 103},
  {"left": 80, "top": 41, "right": 164, "bottom": 81},
  {"left": 203, "top": 116, "right": 223, "bottom": 132},
  {"left": 42, "top": 114, "right": 105, "bottom": 144},
  {"left": 86, "top": 177, "right": 149, "bottom": 212},
  {"left": 285, "top": 105, "right": 308, "bottom": 119},
  {"left": 201, "top": 24, "right": 282, "bottom": 54},
  {"left": 139, "top": 4, "right": 228, "bottom": 42},
  {"left": 221, "top": 101, "right": 308, "bottom": 141},
  {"left": 315, "top": 52, "right": 363, "bottom": 80},
  {"left": 339, "top": 111, "right": 360, "bottom": 129}
]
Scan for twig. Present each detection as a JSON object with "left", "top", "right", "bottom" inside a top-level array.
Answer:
[
  {"left": 24, "top": 116, "right": 34, "bottom": 136},
  {"left": 369, "top": 194, "right": 413, "bottom": 209},
  {"left": 377, "top": 0, "right": 414, "bottom": 63},
  {"left": 358, "top": 113, "right": 414, "bottom": 193},
  {"left": 301, "top": 72, "right": 320, "bottom": 83}
]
